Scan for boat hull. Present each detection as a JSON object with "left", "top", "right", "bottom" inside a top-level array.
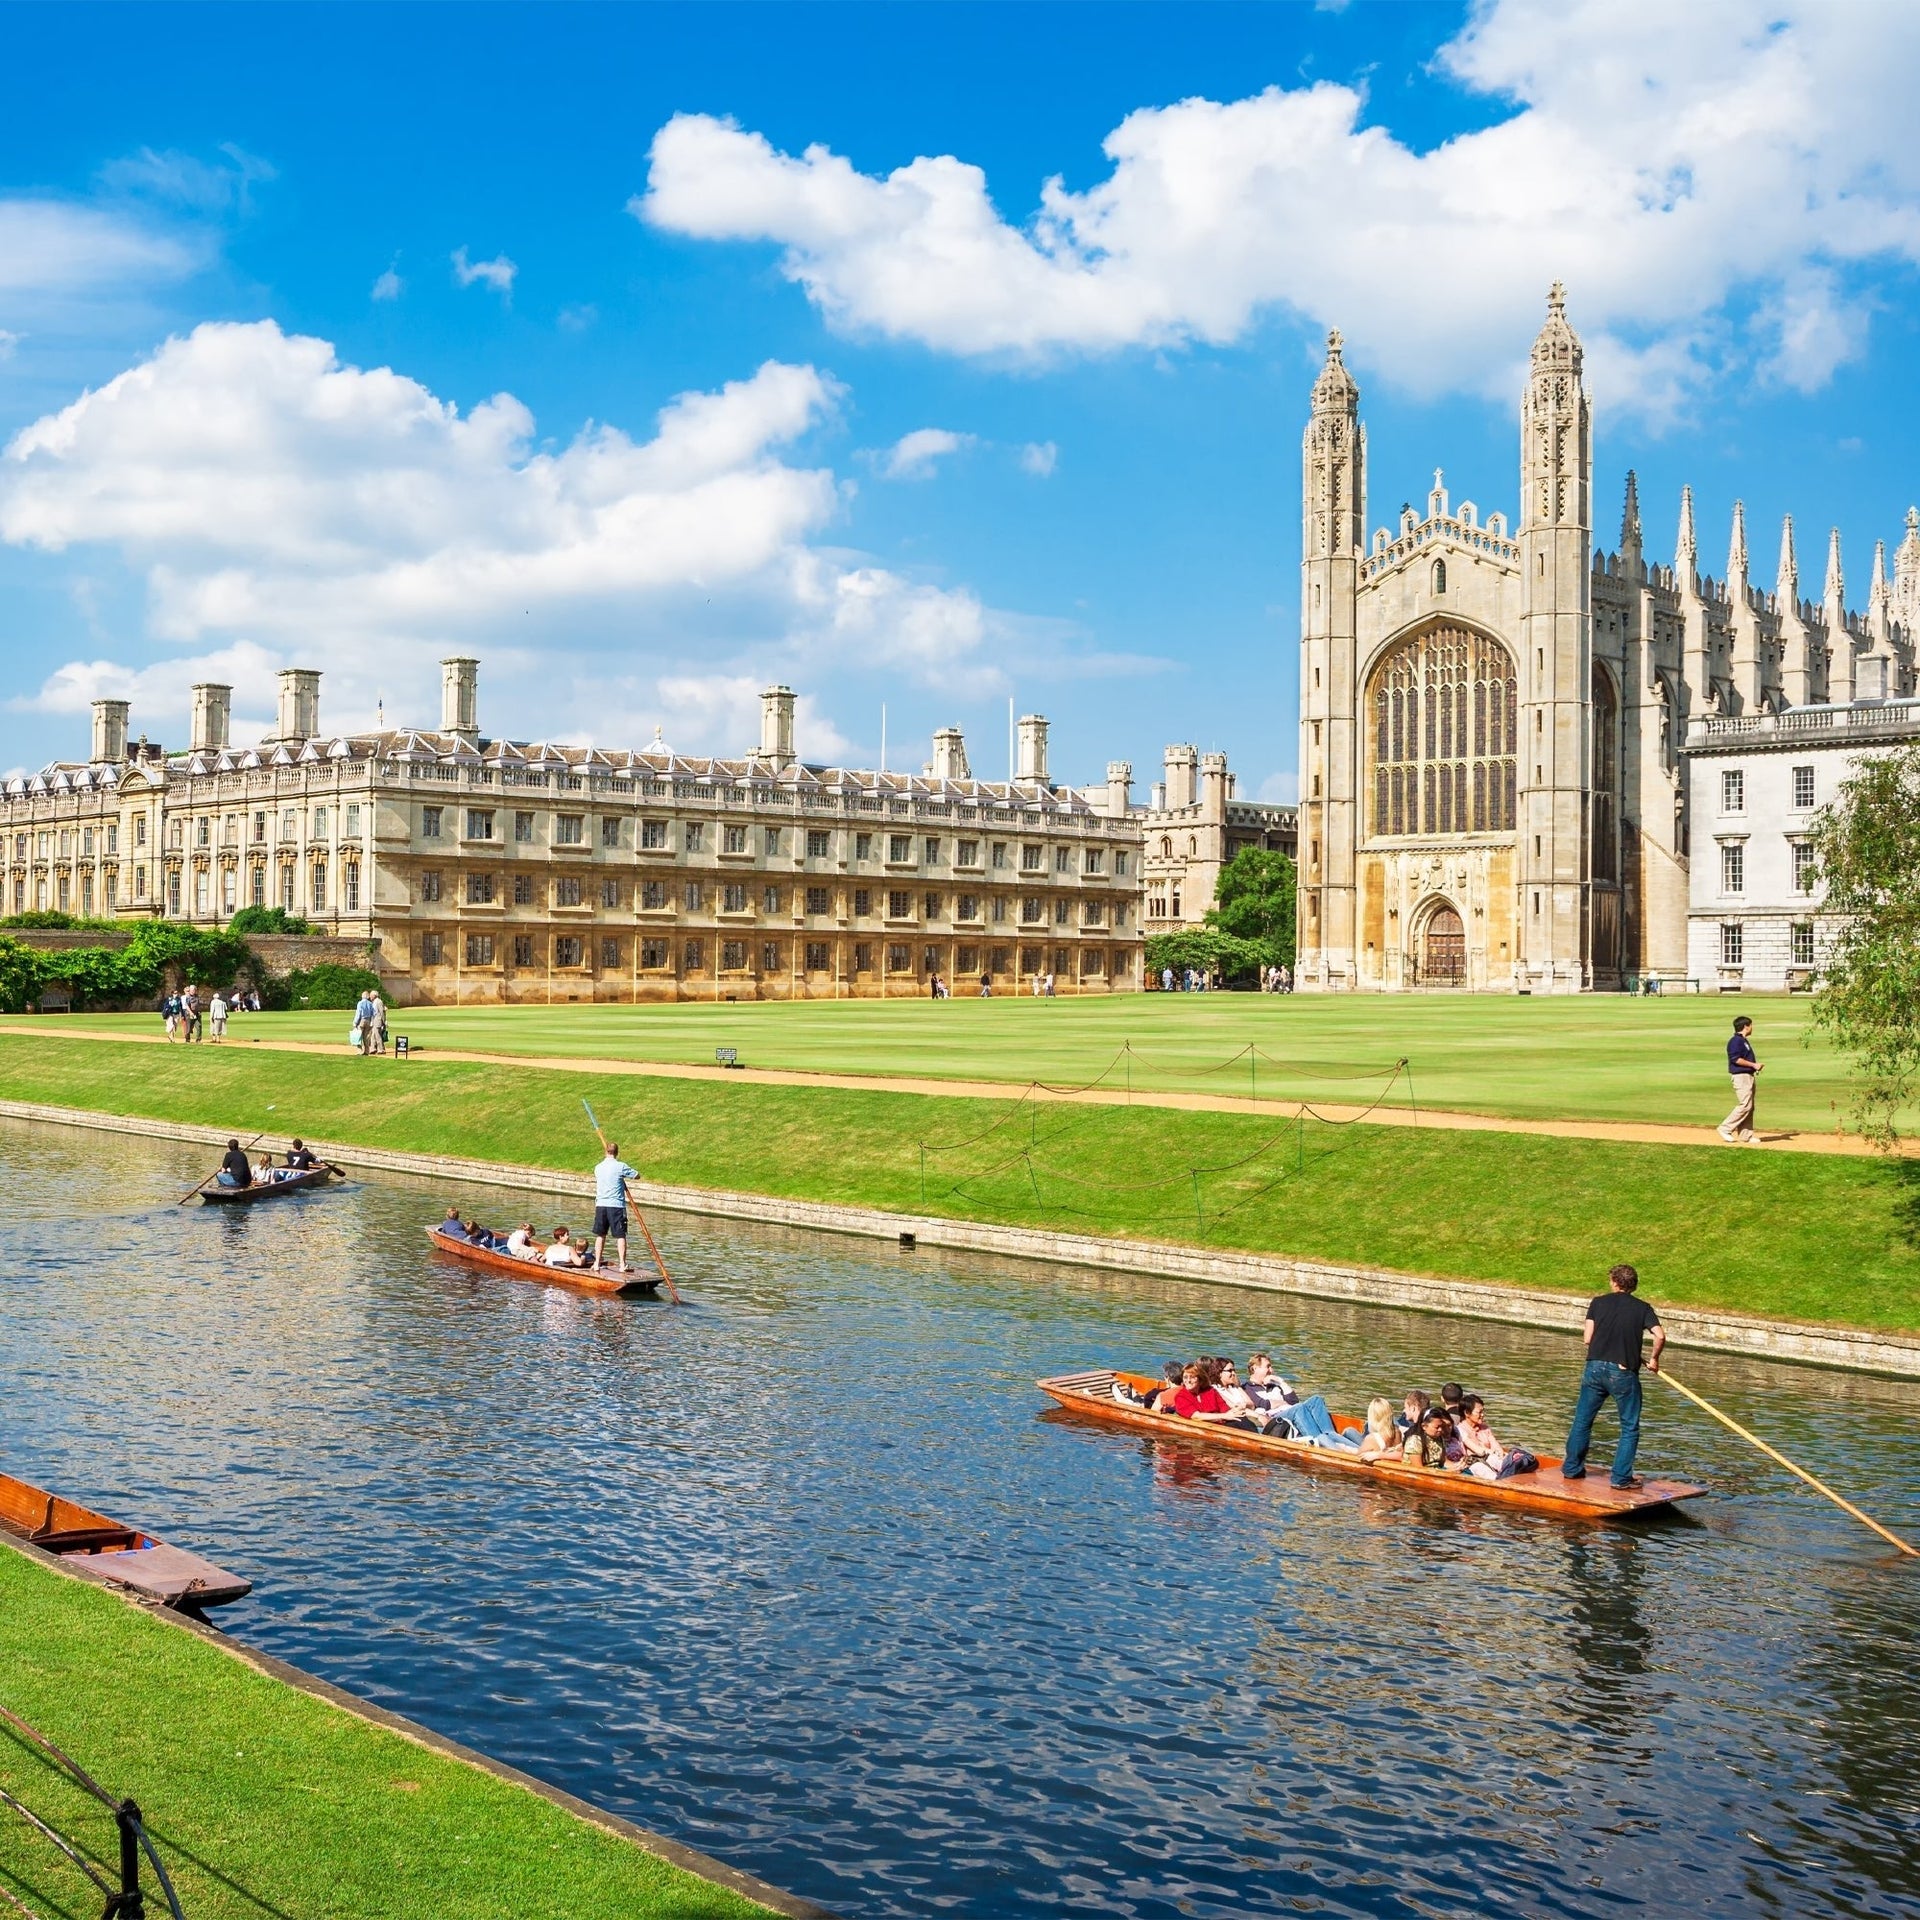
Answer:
[
  {"left": 1038, "top": 1370, "right": 1706, "bottom": 1523},
  {"left": 199, "top": 1165, "right": 337, "bottom": 1204},
  {"left": 424, "top": 1226, "right": 661, "bottom": 1296},
  {"left": 0, "top": 1470, "right": 251, "bottom": 1611}
]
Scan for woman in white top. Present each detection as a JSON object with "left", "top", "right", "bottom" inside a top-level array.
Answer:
[
  {"left": 541, "top": 1226, "right": 587, "bottom": 1268},
  {"left": 506, "top": 1223, "right": 539, "bottom": 1261}
]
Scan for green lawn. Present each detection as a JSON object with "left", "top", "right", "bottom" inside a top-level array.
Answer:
[
  {"left": 0, "top": 1549, "right": 774, "bottom": 1920},
  {"left": 19, "top": 993, "right": 1872, "bottom": 1133},
  {"left": 2, "top": 1033, "right": 1915, "bottom": 1331}
]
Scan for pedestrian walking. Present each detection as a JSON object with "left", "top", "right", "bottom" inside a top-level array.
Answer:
[
  {"left": 160, "top": 992, "right": 179, "bottom": 1041},
  {"left": 372, "top": 990, "right": 389, "bottom": 1053},
  {"left": 209, "top": 990, "right": 228, "bottom": 1042},
  {"left": 1718, "top": 1015, "right": 1761, "bottom": 1144},
  {"left": 1161, "top": 965, "right": 1174, "bottom": 993},
  {"left": 182, "top": 985, "right": 202, "bottom": 1043},
  {"left": 351, "top": 989, "right": 377, "bottom": 1055},
  {"left": 1561, "top": 1263, "right": 1666, "bottom": 1489}
]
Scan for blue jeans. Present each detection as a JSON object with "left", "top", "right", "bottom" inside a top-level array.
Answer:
[{"left": 1564, "top": 1360, "right": 1643, "bottom": 1485}]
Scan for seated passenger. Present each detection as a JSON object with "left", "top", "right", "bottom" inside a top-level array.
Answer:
[
  {"left": 1403, "top": 1408, "right": 1463, "bottom": 1472},
  {"left": 1438, "top": 1382, "right": 1468, "bottom": 1422},
  {"left": 1395, "top": 1391, "right": 1431, "bottom": 1440},
  {"left": 1170, "top": 1362, "right": 1244, "bottom": 1426},
  {"left": 1208, "top": 1360, "right": 1272, "bottom": 1432},
  {"left": 1145, "top": 1363, "right": 1186, "bottom": 1414},
  {"left": 542, "top": 1225, "right": 587, "bottom": 1268},
  {"left": 1357, "top": 1397, "right": 1399, "bottom": 1461},
  {"left": 1244, "top": 1353, "right": 1298, "bottom": 1414},
  {"left": 1456, "top": 1395, "right": 1524, "bottom": 1480},
  {"left": 505, "top": 1223, "right": 539, "bottom": 1261},
  {"left": 442, "top": 1206, "right": 465, "bottom": 1235}
]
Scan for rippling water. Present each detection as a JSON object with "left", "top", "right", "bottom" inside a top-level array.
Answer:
[{"left": 3, "top": 1116, "right": 1918, "bottom": 1918}]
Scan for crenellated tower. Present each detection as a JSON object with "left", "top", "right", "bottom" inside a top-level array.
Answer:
[
  {"left": 1297, "top": 328, "right": 1365, "bottom": 989},
  {"left": 1516, "top": 283, "right": 1596, "bottom": 989}
]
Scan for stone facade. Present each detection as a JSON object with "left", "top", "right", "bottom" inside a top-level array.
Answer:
[
  {"left": 1684, "top": 699, "right": 1920, "bottom": 992},
  {"left": 0, "top": 665, "right": 1144, "bottom": 1005},
  {"left": 1296, "top": 285, "right": 1920, "bottom": 993},
  {"left": 1141, "top": 745, "right": 1296, "bottom": 932}
]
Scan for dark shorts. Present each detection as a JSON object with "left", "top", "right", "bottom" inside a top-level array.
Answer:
[{"left": 592, "top": 1206, "right": 628, "bottom": 1238}]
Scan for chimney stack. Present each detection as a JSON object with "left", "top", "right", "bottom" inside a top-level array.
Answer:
[
  {"left": 441, "top": 657, "right": 479, "bottom": 742},
  {"left": 91, "top": 699, "right": 130, "bottom": 765},
  {"left": 1103, "top": 760, "right": 1133, "bottom": 818},
  {"left": 759, "top": 685, "right": 797, "bottom": 769},
  {"left": 275, "top": 669, "right": 321, "bottom": 743},
  {"left": 929, "top": 726, "right": 971, "bottom": 781},
  {"left": 190, "top": 683, "right": 232, "bottom": 755},
  {"left": 1016, "top": 713, "right": 1049, "bottom": 784}
]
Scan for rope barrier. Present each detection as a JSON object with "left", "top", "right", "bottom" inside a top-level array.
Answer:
[{"left": 0, "top": 1701, "right": 187, "bottom": 1920}]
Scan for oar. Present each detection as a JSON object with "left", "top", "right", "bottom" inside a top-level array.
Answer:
[
  {"left": 1660, "top": 1368, "right": 1917, "bottom": 1558},
  {"left": 581, "top": 1098, "right": 681, "bottom": 1304},
  {"left": 175, "top": 1115, "right": 275, "bottom": 1206}
]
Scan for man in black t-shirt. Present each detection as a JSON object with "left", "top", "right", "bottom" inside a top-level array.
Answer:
[
  {"left": 1561, "top": 1263, "right": 1666, "bottom": 1489},
  {"left": 1719, "top": 1015, "right": 1761, "bottom": 1144}
]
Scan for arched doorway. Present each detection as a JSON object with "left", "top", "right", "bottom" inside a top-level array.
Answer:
[{"left": 1419, "top": 902, "right": 1467, "bottom": 986}]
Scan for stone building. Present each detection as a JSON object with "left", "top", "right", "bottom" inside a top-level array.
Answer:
[
  {"left": 1296, "top": 285, "right": 1919, "bottom": 992},
  {"left": 1141, "top": 745, "right": 1295, "bottom": 932},
  {"left": 1684, "top": 700, "right": 1920, "bottom": 992},
  {"left": 0, "top": 662, "right": 1144, "bottom": 1003}
]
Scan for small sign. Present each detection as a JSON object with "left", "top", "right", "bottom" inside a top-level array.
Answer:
[
  {"left": 395, "top": 1036, "right": 410, "bottom": 1057},
  {"left": 715, "top": 1046, "right": 741, "bottom": 1068}
]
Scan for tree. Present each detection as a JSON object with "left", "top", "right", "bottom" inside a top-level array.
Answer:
[
  {"left": 1205, "top": 846, "right": 1297, "bottom": 966},
  {"left": 1811, "top": 744, "right": 1920, "bottom": 1146},
  {"left": 229, "top": 905, "right": 315, "bottom": 935}
]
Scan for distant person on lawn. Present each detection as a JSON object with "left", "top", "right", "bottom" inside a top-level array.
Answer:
[
  {"left": 1562, "top": 1263, "right": 1666, "bottom": 1489},
  {"left": 1719, "top": 1015, "right": 1761, "bottom": 1144}
]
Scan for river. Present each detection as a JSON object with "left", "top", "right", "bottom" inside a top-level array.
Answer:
[{"left": 2, "top": 1116, "right": 1916, "bottom": 1918}]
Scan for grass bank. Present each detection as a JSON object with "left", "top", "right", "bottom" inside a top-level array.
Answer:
[
  {"left": 0, "top": 1547, "right": 776, "bottom": 1920},
  {"left": 3, "top": 1032, "right": 1916, "bottom": 1331},
  {"left": 18, "top": 992, "right": 1884, "bottom": 1133}
]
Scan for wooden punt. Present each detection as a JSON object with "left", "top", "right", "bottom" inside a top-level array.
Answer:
[
  {"left": 1038, "top": 1369, "right": 1707, "bottom": 1524},
  {"left": 0, "top": 1469, "right": 251, "bottom": 1612},
  {"left": 424, "top": 1225, "right": 662, "bottom": 1296},
  {"left": 199, "top": 1164, "right": 338, "bottom": 1205}
]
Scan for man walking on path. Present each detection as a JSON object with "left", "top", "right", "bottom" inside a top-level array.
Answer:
[
  {"left": 591, "top": 1140, "right": 639, "bottom": 1272},
  {"left": 1719, "top": 1015, "right": 1761, "bottom": 1143},
  {"left": 1562, "top": 1263, "right": 1667, "bottom": 1489}
]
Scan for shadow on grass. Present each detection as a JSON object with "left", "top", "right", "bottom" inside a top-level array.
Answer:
[{"left": 1884, "top": 1157, "right": 1920, "bottom": 1249}]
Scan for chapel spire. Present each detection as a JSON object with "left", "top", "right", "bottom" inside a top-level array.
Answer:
[
  {"left": 1776, "top": 514, "right": 1797, "bottom": 605},
  {"left": 1675, "top": 485, "right": 1697, "bottom": 580},
  {"left": 1727, "top": 500, "right": 1748, "bottom": 589},
  {"left": 1824, "top": 527, "right": 1844, "bottom": 606},
  {"left": 1620, "top": 470, "right": 1642, "bottom": 552}
]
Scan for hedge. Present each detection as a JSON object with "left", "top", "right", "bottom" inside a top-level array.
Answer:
[{"left": 0, "top": 924, "right": 257, "bottom": 1014}]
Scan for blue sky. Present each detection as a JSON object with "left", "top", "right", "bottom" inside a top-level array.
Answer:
[{"left": 2, "top": 1, "right": 1917, "bottom": 796}]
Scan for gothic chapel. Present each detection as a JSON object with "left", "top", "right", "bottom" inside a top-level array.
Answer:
[{"left": 1295, "top": 285, "right": 1918, "bottom": 992}]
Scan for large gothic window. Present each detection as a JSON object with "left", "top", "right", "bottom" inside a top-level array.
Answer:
[
  {"left": 1591, "top": 663, "right": 1618, "bottom": 884},
  {"left": 1369, "top": 625, "right": 1517, "bottom": 837}
]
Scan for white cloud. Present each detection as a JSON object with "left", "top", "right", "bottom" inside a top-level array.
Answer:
[
  {"left": 1019, "top": 440, "right": 1057, "bottom": 477},
  {"left": 0, "top": 198, "right": 195, "bottom": 300},
  {"left": 639, "top": 0, "right": 1920, "bottom": 413},
  {"left": 0, "top": 331, "right": 18, "bottom": 362},
  {"left": 1256, "top": 770, "right": 1299, "bottom": 805},
  {"left": 371, "top": 268, "right": 403, "bottom": 302},
  {"left": 877, "top": 426, "right": 975, "bottom": 480},
  {"left": 0, "top": 321, "right": 1072, "bottom": 752},
  {"left": 452, "top": 247, "right": 516, "bottom": 296},
  {"left": 96, "top": 143, "right": 277, "bottom": 215}
]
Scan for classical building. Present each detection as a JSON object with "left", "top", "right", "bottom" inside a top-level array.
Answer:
[
  {"left": 1684, "top": 699, "right": 1920, "bottom": 992},
  {"left": 1296, "top": 285, "right": 1919, "bottom": 992},
  {"left": 1141, "top": 745, "right": 1295, "bottom": 932},
  {"left": 0, "top": 663, "right": 1145, "bottom": 1003}
]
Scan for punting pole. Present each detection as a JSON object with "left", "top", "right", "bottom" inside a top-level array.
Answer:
[
  {"left": 1660, "top": 1369, "right": 1917, "bottom": 1558},
  {"left": 581, "top": 1098, "right": 682, "bottom": 1303}
]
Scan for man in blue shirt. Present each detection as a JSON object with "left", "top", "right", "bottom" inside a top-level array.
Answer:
[
  {"left": 591, "top": 1141, "right": 640, "bottom": 1272},
  {"left": 1719, "top": 1015, "right": 1761, "bottom": 1144}
]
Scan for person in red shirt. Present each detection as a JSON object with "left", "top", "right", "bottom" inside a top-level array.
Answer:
[{"left": 1170, "top": 1362, "right": 1245, "bottom": 1426}]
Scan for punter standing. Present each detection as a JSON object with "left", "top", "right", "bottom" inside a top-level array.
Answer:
[
  {"left": 1719, "top": 1014, "right": 1761, "bottom": 1144},
  {"left": 1562, "top": 1263, "right": 1667, "bottom": 1489},
  {"left": 591, "top": 1140, "right": 639, "bottom": 1272}
]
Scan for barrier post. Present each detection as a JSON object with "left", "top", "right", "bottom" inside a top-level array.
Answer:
[{"left": 108, "top": 1798, "right": 145, "bottom": 1918}]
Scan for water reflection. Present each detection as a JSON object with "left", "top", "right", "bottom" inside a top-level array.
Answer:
[{"left": 2, "top": 1116, "right": 1918, "bottom": 1920}]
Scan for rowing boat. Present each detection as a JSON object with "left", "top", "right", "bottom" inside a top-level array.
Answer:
[
  {"left": 1037, "top": 1369, "right": 1707, "bottom": 1523},
  {"left": 198, "top": 1164, "right": 338, "bottom": 1205},
  {"left": 0, "top": 1469, "right": 251, "bottom": 1612},
  {"left": 424, "top": 1225, "right": 662, "bottom": 1296}
]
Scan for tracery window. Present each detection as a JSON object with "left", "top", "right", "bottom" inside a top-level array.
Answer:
[
  {"left": 1591, "top": 664, "right": 1618, "bottom": 883},
  {"left": 1369, "top": 625, "right": 1517, "bottom": 837}
]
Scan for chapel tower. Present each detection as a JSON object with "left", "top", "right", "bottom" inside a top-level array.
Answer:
[
  {"left": 1296, "top": 329, "right": 1365, "bottom": 987},
  {"left": 1515, "top": 283, "right": 1596, "bottom": 989}
]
